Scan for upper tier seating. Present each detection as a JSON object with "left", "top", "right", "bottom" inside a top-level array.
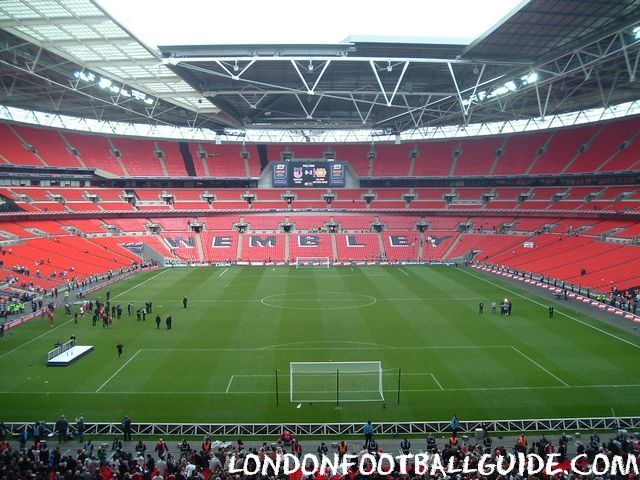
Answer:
[
  {"left": 412, "top": 141, "right": 457, "bottom": 176},
  {"left": 373, "top": 144, "right": 413, "bottom": 177},
  {"left": 64, "top": 132, "right": 125, "bottom": 176},
  {"left": 14, "top": 125, "right": 82, "bottom": 168},
  {"left": 529, "top": 125, "right": 599, "bottom": 174},
  {"left": 0, "top": 124, "right": 42, "bottom": 166},
  {"left": 189, "top": 144, "right": 248, "bottom": 177},
  {"left": 454, "top": 137, "right": 503, "bottom": 176},
  {"left": 111, "top": 138, "right": 165, "bottom": 177},
  {"left": 492, "top": 132, "right": 549, "bottom": 175}
]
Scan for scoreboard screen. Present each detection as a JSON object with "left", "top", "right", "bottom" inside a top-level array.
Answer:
[{"left": 272, "top": 161, "right": 346, "bottom": 188}]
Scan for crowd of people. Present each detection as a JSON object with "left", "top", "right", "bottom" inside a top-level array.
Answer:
[{"left": 1, "top": 418, "right": 639, "bottom": 480}]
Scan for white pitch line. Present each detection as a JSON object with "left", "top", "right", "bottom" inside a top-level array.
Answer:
[
  {"left": 225, "top": 375, "right": 234, "bottom": 393},
  {"left": 510, "top": 345, "right": 570, "bottom": 387},
  {"left": 112, "top": 269, "right": 170, "bottom": 300},
  {"left": 96, "top": 349, "right": 142, "bottom": 393},
  {"left": 219, "top": 268, "right": 229, "bottom": 277},
  {"left": 0, "top": 318, "right": 74, "bottom": 360},
  {"left": 430, "top": 373, "right": 445, "bottom": 391},
  {"left": 142, "top": 345, "right": 512, "bottom": 352},
  {"left": 4, "top": 384, "right": 640, "bottom": 395},
  {"left": 459, "top": 268, "right": 640, "bottom": 350},
  {"left": 398, "top": 267, "right": 409, "bottom": 276}
]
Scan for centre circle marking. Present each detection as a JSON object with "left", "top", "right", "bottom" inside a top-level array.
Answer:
[{"left": 260, "top": 291, "right": 377, "bottom": 310}]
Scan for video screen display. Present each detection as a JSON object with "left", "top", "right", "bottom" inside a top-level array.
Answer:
[{"left": 272, "top": 162, "right": 346, "bottom": 188}]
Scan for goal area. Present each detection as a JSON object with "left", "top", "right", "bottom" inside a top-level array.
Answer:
[
  {"left": 289, "top": 361, "right": 384, "bottom": 403},
  {"left": 295, "top": 257, "right": 330, "bottom": 268}
]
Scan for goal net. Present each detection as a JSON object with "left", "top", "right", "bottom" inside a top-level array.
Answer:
[
  {"left": 290, "top": 361, "right": 384, "bottom": 403},
  {"left": 295, "top": 257, "right": 330, "bottom": 268}
]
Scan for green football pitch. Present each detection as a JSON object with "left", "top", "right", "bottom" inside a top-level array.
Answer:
[{"left": 1, "top": 265, "right": 639, "bottom": 424}]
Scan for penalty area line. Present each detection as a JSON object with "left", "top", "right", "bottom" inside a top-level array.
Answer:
[
  {"left": 96, "top": 349, "right": 142, "bottom": 393},
  {"left": 459, "top": 268, "right": 640, "bottom": 350},
  {"left": 225, "top": 375, "right": 234, "bottom": 393},
  {"left": 112, "top": 269, "right": 170, "bottom": 300},
  {"left": 510, "top": 345, "right": 569, "bottom": 387}
]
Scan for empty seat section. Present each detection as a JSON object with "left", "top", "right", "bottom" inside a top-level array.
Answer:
[
  {"left": 600, "top": 132, "right": 640, "bottom": 172},
  {"left": 290, "top": 216, "right": 331, "bottom": 231},
  {"left": 241, "top": 233, "right": 286, "bottom": 262},
  {"left": 105, "top": 218, "right": 149, "bottom": 233},
  {"left": 381, "top": 231, "right": 419, "bottom": 260},
  {"left": 413, "top": 188, "right": 453, "bottom": 199},
  {"left": 150, "top": 217, "right": 194, "bottom": 231},
  {"left": 17, "top": 221, "right": 65, "bottom": 235},
  {"left": 0, "top": 124, "right": 41, "bottom": 165},
  {"left": 156, "top": 141, "right": 188, "bottom": 176},
  {"left": 412, "top": 141, "right": 457, "bottom": 176},
  {"left": 330, "top": 201, "right": 367, "bottom": 209},
  {"left": 454, "top": 137, "right": 502, "bottom": 176},
  {"left": 14, "top": 126, "right": 81, "bottom": 168},
  {"left": 111, "top": 138, "right": 164, "bottom": 176},
  {"left": 289, "top": 233, "right": 333, "bottom": 260},
  {"left": 484, "top": 201, "right": 520, "bottom": 209},
  {"left": 59, "top": 219, "right": 106, "bottom": 234},
  {"left": 66, "top": 202, "right": 101, "bottom": 212},
  {"left": 408, "top": 200, "right": 447, "bottom": 209},
  {"left": 201, "top": 231, "right": 239, "bottom": 261},
  {"left": 65, "top": 132, "right": 125, "bottom": 176},
  {"left": 455, "top": 188, "right": 490, "bottom": 200},
  {"left": 422, "top": 231, "right": 458, "bottom": 260},
  {"left": 195, "top": 144, "right": 246, "bottom": 177},
  {"left": 247, "top": 216, "right": 286, "bottom": 230},
  {"left": 335, "top": 233, "right": 381, "bottom": 260},
  {"left": 373, "top": 144, "right": 413, "bottom": 176},
  {"left": 335, "top": 216, "right": 374, "bottom": 230},
  {"left": 161, "top": 232, "right": 199, "bottom": 261},
  {"left": 92, "top": 235, "right": 175, "bottom": 259},
  {"left": 380, "top": 216, "right": 420, "bottom": 230},
  {"left": 369, "top": 201, "right": 406, "bottom": 209},
  {"left": 99, "top": 203, "right": 135, "bottom": 211},
  {"left": 530, "top": 125, "right": 598, "bottom": 174},
  {"left": 448, "top": 234, "right": 528, "bottom": 260},
  {"left": 202, "top": 216, "right": 238, "bottom": 230},
  {"left": 374, "top": 189, "right": 408, "bottom": 200},
  {"left": 493, "top": 131, "right": 549, "bottom": 175},
  {"left": 566, "top": 120, "right": 639, "bottom": 173},
  {"left": 333, "top": 145, "right": 370, "bottom": 176},
  {"left": 428, "top": 217, "right": 467, "bottom": 230},
  {"left": 512, "top": 217, "right": 557, "bottom": 232}
]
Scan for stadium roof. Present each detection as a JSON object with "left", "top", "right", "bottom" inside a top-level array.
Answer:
[{"left": 0, "top": 0, "right": 639, "bottom": 136}]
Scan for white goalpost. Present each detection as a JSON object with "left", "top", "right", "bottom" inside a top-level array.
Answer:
[
  {"left": 295, "top": 257, "right": 330, "bottom": 268},
  {"left": 289, "top": 361, "right": 384, "bottom": 403}
]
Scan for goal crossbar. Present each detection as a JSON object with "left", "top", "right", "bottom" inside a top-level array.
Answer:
[
  {"left": 289, "top": 361, "right": 384, "bottom": 403},
  {"left": 295, "top": 257, "right": 330, "bottom": 268}
]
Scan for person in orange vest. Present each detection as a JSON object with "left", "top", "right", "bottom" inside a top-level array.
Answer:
[
  {"left": 517, "top": 434, "right": 528, "bottom": 451},
  {"left": 337, "top": 440, "right": 348, "bottom": 460},
  {"left": 201, "top": 435, "right": 211, "bottom": 454},
  {"left": 291, "top": 438, "right": 302, "bottom": 458},
  {"left": 154, "top": 437, "right": 168, "bottom": 459}
]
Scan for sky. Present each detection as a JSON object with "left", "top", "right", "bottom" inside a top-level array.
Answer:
[{"left": 96, "top": 0, "right": 525, "bottom": 48}]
